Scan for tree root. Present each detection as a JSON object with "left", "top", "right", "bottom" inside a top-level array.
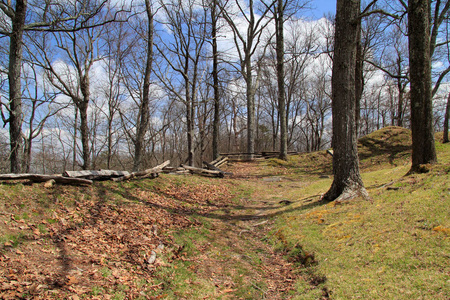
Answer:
[
  {"left": 406, "top": 164, "right": 432, "bottom": 175},
  {"left": 321, "top": 181, "right": 370, "bottom": 203}
]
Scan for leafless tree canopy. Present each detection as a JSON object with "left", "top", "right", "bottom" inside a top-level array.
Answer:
[{"left": 0, "top": 0, "right": 447, "bottom": 179}]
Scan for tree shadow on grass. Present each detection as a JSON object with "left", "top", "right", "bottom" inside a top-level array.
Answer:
[
  {"left": 42, "top": 182, "right": 325, "bottom": 293},
  {"left": 105, "top": 182, "right": 325, "bottom": 223},
  {"left": 358, "top": 136, "right": 411, "bottom": 165}
]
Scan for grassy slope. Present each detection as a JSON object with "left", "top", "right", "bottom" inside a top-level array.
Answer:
[
  {"left": 0, "top": 175, "right": 237, "bottom": 299},
  {"left": 264, "top": 127, "right": 449, "bottom": 299},
  {"left": 0, "top": 126, "right": 448, "bottom": 299}
]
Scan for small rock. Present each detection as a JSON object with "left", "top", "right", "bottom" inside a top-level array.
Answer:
[
  {"left": 147, "top": 251, "right": 157, "bottom": 264},
  {"left": 44, "top": 179, "right": 56, "bottom": 188},
  {"left": 263, "top": 176, "right": 282, "bottom": 182},
  {"left": 156, "top": 243, "right": 165, "bottom": 252}
]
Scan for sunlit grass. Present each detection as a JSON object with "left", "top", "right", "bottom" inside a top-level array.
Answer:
[
  {"left": 269, "top": 138, "right": 450, "bottom": 299},
  {"left": 0, "top": 127, "right": 448, "bottom": 299}
]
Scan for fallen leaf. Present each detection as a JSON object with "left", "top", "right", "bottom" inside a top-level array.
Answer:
[{"left": 66, "top": 276, "right": 78, "bottom": 285}]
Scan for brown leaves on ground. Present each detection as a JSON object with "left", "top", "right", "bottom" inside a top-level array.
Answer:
[
  {"left": 0, "top": 178, "right": 234, "bottom": 299},
  {"left": 185, "top": 216, "right": 301, "bottom": 299},
  {"left": 1, "top": 173, "right": 301, "bottom": 299}
]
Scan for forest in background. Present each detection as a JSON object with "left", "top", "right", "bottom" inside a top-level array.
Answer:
[{"left": 1, "top": 0, "right": 449, "bottom": 174}]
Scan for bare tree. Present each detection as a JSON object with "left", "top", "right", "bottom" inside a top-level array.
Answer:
[
  {"left": 407, "top": 0, "right": 437, "bottom": 172},
  {"left": 1, "top": 0, "right": 27, "bottom": 173},
  {"left": 33, "top": 8, "right": 110, "bottom": 170},
  {"left": 132, "top": 0, "right": 155, "bottom": 171},
  {"left": 220, "top": 0, "right": 276, "bottom": 159},
  {"left": 0, "top": 0, "right": 116, "bottom": 173},
  {"left": 322, "top": 0, "right": 368, "bottom": 202},
  {"left": 443, "top": 92, "right": 450, "bottom": 143},
  {"left": 275, "top": 0, "right": 287, "bottom": 159},
  {"left": 366, "top": 17, "right": 410, "bottom": 127},
  {"left": 99, "top": 19, "right": 130, "bottom": 169},
  {"left": 21, "top": 62, "right": 66, "bottom": 172},
  {"left": 156, "top": 0, "right": 209, "bottom": 166},
  {"left": 210, "top": 0, "right": 221, "bottom": 160}
]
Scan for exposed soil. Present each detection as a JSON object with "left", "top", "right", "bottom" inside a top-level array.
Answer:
[{"left": 180, "top": 196, "right": 301, "bottom": 299}]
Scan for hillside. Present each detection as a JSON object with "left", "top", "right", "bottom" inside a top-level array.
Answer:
[{"left": 1, "top": 127, "right": 449, "bottom": 299}]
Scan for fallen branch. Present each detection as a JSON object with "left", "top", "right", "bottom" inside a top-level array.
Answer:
[
  {"left": 63, "top": 170, "right": 130, "bottom": 180},
  {"left": 203, "top": 161, "right": 233, "bottom": 176},
  {"left": 251, "top": 220, "right": 269, "bottom": 227},
  {"left": 214, "top": 157, "right": 229, "bottom": 168},
  {"left": 0, "top": 173, "right": 93, "bottom": 185},
  {"left": 113, "top": 160, "right": 170, "bottom": 182},
  {"left": 181, "top": 164, "right": 224, "bottom": 178},
  {"left": 209, "top": 156, "right": 224, "bottom": 166}
]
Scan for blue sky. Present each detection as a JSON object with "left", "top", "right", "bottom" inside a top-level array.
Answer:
[{"left": 309, "top": 0, "right": 336, "bottom": 19}]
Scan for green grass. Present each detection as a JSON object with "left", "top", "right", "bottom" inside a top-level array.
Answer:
[
  {"left": 268, "top": 135, "right": 450, "bottom": 299},
  {"left": 0, "top": 232, "right": 27, "bottom": 248},
  {"left": 152, "top": 127, "right": 449, "bottom": 299},
  {"left": 0, "top": 127, "right": 448, "bottom": 299}
]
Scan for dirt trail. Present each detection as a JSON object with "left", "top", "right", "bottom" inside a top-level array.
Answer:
[
  {"left": 186, "top": 195, "right": 300, "bottom": 299},
  {"left": 196, "top": 206, "right": 296, "bottom": 299}
]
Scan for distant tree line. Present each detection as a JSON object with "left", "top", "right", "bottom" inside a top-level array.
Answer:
[{"left": 0, "top": 0, "right": 448, "bottom": 179}]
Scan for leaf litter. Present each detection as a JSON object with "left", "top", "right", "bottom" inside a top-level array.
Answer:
[{"left": 0, "top": 175, "right": 301, "bottom": 299}]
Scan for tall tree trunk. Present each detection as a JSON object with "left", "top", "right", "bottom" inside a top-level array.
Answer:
[
  {"left": 107, "top": 109, "right": 113, "bottom": 169},
  {"left": 443, "top": 92, "right": 450, "bottom": 143},
  {"left": 23, "top": 138, "right": 31, "bottom": 173},
  {"left": 396, "top": 59, "right": 404, "bottom": 127},
  {"left": 212, "top": 0, "right": 220, "bottom": 160},
  {"left": 322, "top": 0, "right": 368, "bottom": 202},
  {"left": 408, "top": 0, "right": 437, "bottom": 172},
  {"left": 245, "top": 56, "right": 256, "bottom": 158},
  {"left": 8, "top": 0, "right": 27, "bottom": 173},
  {"left": 78, "top": 72, "right": 91, "bottom": 170},
  {"left": 133, "top": 0, "right": 154, "bottom": 172},
  {"left": 78, "top": 100, "right": 90, "bottom": 170},
  {"left": 73, "top": 107, "right": 78, "bottom": 170},
  {"left": 276, "top": 0, "right": 287, "bottom": 160},
  {"left": 246, "top": 0, "right": 256, "bottom": 159},
  {"left": 355, "top": 20, "right": 363, "bottom": 136},
  {"left": 186, "top": 95, "right": 194, "bottom": 166}
]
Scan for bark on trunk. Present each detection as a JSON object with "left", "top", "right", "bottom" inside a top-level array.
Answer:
[
  {"left": 133, "top": 0, "right": 154, "bottom": 172},
  {"left": 107, "top": 109, "right": 113, "bottom": 169},
  {"left": 113, "top": 160, "right": 170, "bottom": 182},
  {"left": 0, "top": 173, "right": 93, "bottom": 185},
  {"left": 186, "top": 94, "right": 194, "bottom": 166},
  {"left": 443, "top": 92, "right": 450, "bottom": 143},
  {"left": 245, "top": 0, "right": 256, "bottom": 160},
  {"left": 322, "top": 0, "right": 368, "bottom": 202},
  {"left": 408, "top": 0, "right": 437, "bottom": 172},
  {"left": 8, "top": 0, "right": 27, "bottom": 173},
  {"left": 23, "top": 138, "right": 31, "bottom": 173},
  {"left": 73, "top": 107, "right": 78, "bottom": 170},
  {"left": 64, "top": 169, "right": 130, "bottom": 180},
  {"left": 212, "top": 1, "right": 220, "bottom": 160},
  {"left": 355, "top": 20, "right": 363, "bottom": 136},
  {"left": 276, "top": 0, "right": 287, "bottom": 161},
  {"left": 396, "top": 59, "right": 404, "bottom": 127},
  {"left": 78, "top": 98, "right": 90, "bottom": 170},
  {"left": 246, "top": 58, "right": 255, "bottom": 159}
]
